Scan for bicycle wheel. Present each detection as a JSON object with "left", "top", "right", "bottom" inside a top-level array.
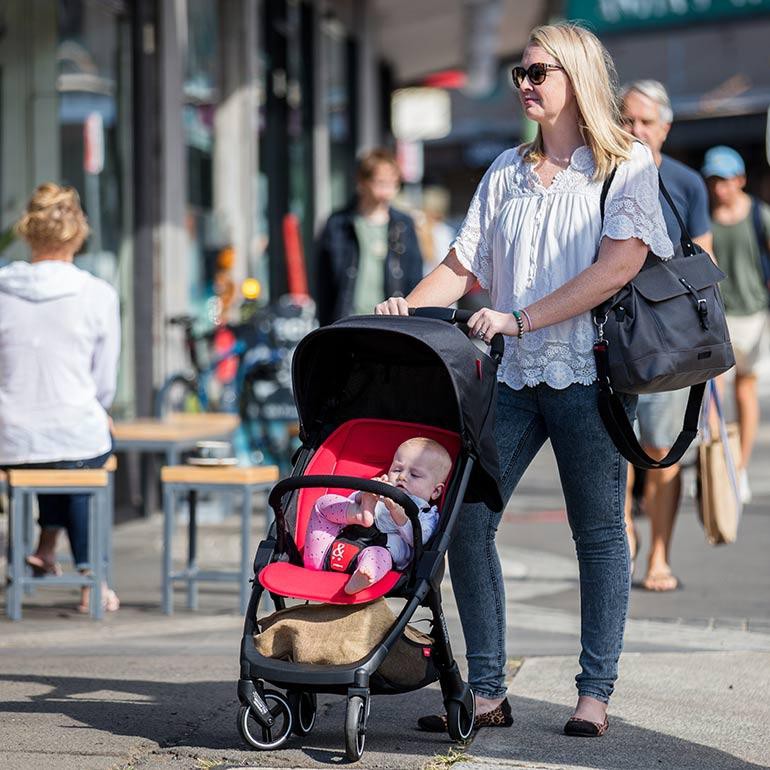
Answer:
[{"left": 155, "top": 374, "right": 202, "bottom": 417}]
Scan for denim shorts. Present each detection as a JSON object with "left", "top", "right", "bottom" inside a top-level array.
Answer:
[{"left": 635, "top": 389, "right": 689, "bottom": 449}]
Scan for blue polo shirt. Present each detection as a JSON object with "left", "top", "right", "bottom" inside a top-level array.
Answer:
[{"left": 659, "top": 154, "right": 711, "bottom": 247}]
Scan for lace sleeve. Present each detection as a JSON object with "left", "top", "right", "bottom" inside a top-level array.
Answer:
[
  {"left": 451, "top": 150, "right": 513, "bottom": 288},
  {"left": 601, "top": 142, "right": 673, "bottom": 259}
]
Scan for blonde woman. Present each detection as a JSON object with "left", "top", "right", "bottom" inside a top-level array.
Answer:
[
  {"left": 377, "top": 23, "right": 672, "bottom": 736},
  {"left": 0, "top": 183, "right": 120, "bottom": 613}
]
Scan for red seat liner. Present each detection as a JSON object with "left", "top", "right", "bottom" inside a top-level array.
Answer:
[{"left": 259, "top": 419, "right": 460, "bottom": 605}]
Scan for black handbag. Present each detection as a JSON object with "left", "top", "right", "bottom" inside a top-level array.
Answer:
[{"left": 593, "top": 169, "right": 735, "bottom": 469}]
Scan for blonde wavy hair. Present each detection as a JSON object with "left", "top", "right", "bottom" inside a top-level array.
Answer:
[
  {"left": 15, "top": 183, "right": 90, "bottom": 253},
  {"left": 521, "top": 22, "right": 634, "bottom": 180}
]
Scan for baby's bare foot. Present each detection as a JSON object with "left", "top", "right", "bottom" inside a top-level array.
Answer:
[
  {"left": 350, "top": 494, "right": 376, "bottom": 527},
  {"left": 344, "top": 565, "right": 376, "bottom": 594}
]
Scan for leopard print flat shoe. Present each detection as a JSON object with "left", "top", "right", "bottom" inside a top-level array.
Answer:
[
  {"left": 563, "top": 715, "right": 609, "bottom": 737},
  {"left": 417, "top": 697, "right": 513, "bottom": 732}
]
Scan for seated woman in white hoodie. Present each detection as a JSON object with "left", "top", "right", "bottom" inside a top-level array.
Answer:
[{"left": 0, "top": 183, "right": 120, "bottom": 613}]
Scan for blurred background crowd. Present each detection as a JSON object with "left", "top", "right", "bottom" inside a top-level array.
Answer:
[{"left": 1, "top": 0, "right": 769, "bottom": 520}]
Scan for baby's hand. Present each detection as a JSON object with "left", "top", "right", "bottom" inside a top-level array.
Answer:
[{"left": 382, "top": 495, "right": 408, "bottom": 526}]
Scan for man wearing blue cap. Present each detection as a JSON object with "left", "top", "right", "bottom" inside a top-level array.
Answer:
[{"left": 703, "top": 145, "right": 770, "bottom": 504}]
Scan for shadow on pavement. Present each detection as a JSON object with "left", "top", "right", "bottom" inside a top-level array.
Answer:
[
  {"left": 465, "top": 694, "right": 767, "bottom": 770},
  {"left": 1, "top": 674, "right": 766, "bottom": 769}
]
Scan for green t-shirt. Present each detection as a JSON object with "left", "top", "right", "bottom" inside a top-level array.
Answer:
[
  {"left": 712, "top": 200, "right": 770, "bottom": 316},
  {"left": 352, "top": 215, "right": 389, "bottom": 316}
]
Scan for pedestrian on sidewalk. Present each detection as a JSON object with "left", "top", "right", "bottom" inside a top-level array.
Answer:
[
  {"left": 315, "top": 148, "right": 423, "bottom": 327},
  {"left": 0, "top": 183, "right": 121, "bottom": 613},
  {"left": 619, "top": 80, "right": 713, "bottom": 591},
  {"left": 702, "top": 146, "right": 770, "bottom": 504},
  {"left": 377, "top": 22, "right": 672, "bottom": 737}
]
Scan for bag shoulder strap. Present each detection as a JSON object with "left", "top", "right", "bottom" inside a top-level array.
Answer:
[
  {"left": 595, "top": 352, "right": 705, "bottom": 469},
  {"left": 593, "top": 149, "right": 706, "bottom": 469}
]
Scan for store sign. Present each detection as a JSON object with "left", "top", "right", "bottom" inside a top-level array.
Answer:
[
  {"left": 566, "top": 0, "right": 770, "bottom": 33},
  {"left": 83, "top": 112, "right": 104, "bottom": 175},
  {"left": 391, "top": 87, "right": 451, "bottom": 142}
]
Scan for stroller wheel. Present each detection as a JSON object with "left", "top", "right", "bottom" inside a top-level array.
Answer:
[
  {"left": 237, "top": 690, "right": 292, "bottom": 750},
  {"left": 344, "top": 694, "right": 368, "bottom": 762},
  {"left": 446, "top": 698, "right": 475, "bottom": 742},
  {"left": 288, "top": 690, "right": 317, "bottom": 736}
]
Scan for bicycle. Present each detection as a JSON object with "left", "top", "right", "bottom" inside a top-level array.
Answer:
[{"left": 155, "top": 296, "right": 316, "bottom": 472}]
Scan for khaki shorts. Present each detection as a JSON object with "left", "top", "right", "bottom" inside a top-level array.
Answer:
[{"left": 726, "top": 312, "right": 768, "bottom": 376}]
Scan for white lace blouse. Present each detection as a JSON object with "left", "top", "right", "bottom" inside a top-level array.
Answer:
[{"left": 452, "top": 142, "right": 673, "bottom": 390}]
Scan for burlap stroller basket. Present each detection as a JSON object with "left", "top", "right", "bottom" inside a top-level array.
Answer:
[{"left": 254, "top": 599, "right": 437, "bottom": 689}]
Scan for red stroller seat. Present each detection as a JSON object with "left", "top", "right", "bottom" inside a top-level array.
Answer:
[{"left": 259, "top": 418, "right": 460, "bottom": 604}]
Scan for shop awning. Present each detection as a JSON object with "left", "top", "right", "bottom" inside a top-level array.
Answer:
[{"left": 373, "top": 0, "right": 547, "bottom": 86}]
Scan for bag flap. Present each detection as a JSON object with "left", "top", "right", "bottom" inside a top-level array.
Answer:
[{"left": 632, "top": 250, "right": 726, "bottom": 302}]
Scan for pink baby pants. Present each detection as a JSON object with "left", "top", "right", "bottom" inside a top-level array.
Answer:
[{"left": 303, "top": 493, "right": 392, "bottom": 580}]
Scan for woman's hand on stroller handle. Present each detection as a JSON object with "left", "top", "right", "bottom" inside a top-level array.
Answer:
[
  {"left": 467, "top": 308, "right": 518, "bottom": 343},
  {"left": 374, "top": 296, "right": 410, "bottom": 315}
]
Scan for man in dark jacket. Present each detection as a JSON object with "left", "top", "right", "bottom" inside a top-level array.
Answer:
[{"left": 316, "top": 149, "right": 423, "bottom": 326}]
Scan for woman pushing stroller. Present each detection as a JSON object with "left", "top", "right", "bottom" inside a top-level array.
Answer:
[
  {"left": 377, "top": 21, "right": 673, "bottom": 736},
  {"left": 304, "top": 437, "right": 452, "bottom": 594}
]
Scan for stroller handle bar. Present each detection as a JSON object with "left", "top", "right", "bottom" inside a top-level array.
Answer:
[
  {"left": 268, "top": 475, "right": 424, "bottom": 565},
  {"left": 408, "top": 307, "right": 504, "bottom": 364}
]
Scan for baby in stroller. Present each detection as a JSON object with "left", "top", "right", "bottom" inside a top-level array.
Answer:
[{"left": 303, "top": 437, "right": 452, "bottom": 594}]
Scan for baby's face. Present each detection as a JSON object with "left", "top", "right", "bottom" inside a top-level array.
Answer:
[{"left": 386, "top": 443, "right": 445, "bottom": 502}]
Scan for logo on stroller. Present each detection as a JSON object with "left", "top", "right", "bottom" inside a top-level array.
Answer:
[{"left": 324, "top": 524, "right": 387, "bottom": 573}]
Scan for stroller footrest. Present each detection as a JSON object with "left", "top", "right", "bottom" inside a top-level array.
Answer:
[{"left": 259, "top": 561, "right": 401, "bottom": 604}]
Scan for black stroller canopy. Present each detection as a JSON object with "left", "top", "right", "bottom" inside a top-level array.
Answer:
[{"left": 292, "top": 315, "right": 504, "bottom": 512}]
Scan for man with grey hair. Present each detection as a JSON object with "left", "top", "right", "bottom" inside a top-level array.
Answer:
[{"left": 620, "top": 79, "right": 712, "bottom": 592}]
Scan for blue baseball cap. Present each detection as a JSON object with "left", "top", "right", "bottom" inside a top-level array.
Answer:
[{"left": 701, "top": 146, "right": 745, "bottom": 179}]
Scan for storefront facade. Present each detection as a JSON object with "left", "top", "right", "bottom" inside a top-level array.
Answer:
[{"left": 0, "top": 0, "right": 388, "bottom": 418}]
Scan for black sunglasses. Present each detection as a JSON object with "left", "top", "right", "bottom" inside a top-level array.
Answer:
[{"left": 511, "top": 62, "right": 564, "bottom": 89}]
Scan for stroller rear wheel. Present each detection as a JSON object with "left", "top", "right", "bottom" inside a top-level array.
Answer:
[
  {"left": 344, "top": 694, "right": 368, "bottom": 762},
  {"left": 446, "top": 697, "right": 475, "bottom": 742},
  {"left": 288, "top": 690, "right": 317, "bottom": 736},
  {"left": 237, "top": 690, "right": 292, "bottom": 750}
]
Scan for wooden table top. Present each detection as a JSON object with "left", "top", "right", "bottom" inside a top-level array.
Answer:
[
  {"left": 7, "top": 469, "right": 108, "bottom": 488},
  {"left": 161, "top": 464, "right": 279, "bottom": 486},
  {"left": 112, "top": 413, "right": 240, "bottom": 444}
]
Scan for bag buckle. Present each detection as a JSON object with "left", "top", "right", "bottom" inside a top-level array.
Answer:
[
  {"left": 697, "top": 298, "right": 709, "bottom": 330},
  {"left": 593, "top": 312, "right": 608, "bottom": 343}
]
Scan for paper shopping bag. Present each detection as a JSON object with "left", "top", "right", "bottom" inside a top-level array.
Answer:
[{"left": 697, "top": 423, "right": 741, "bottom": 545}]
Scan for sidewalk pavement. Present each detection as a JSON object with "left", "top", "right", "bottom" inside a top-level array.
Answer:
[
  {"left": 2, "top": 507, "right": 768, "bottom": 770},
  {"left": 1, "top": 383, "right": 769, "bottom": 769}
]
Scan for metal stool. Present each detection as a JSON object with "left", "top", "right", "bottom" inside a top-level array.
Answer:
[
  {"left": 160, "top": 465, "right": 279, "bottom": 614},
  {"left": 5, "top": 468, "right": 110, "bottom": 620}
]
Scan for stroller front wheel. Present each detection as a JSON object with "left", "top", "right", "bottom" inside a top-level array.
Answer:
[
  {"left": 288, "top": 690, "right": 317, "bottom": 736},
  {"left": 237, "top": 690, "right": 293, "bottom": 750},
  {"left": 344, "top": 694, "right": 368, "bottom": 762},
  {"left": 446, "top": 697, "right": 475, "bottom": 742}
]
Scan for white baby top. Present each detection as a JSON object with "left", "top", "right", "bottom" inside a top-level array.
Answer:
[
  {"left": 452, "top": 142, "right": 673, "bottom": 390},
  {"left": 349, "top": 490, "right": 439, "bottom": 570}
]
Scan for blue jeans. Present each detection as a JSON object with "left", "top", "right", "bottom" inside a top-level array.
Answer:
[
  {"left": 6, "top": 449, "right": 112, "bottom": 570},
  {"left": 448, "top": 382, "right": 636, "bottom": 703}
]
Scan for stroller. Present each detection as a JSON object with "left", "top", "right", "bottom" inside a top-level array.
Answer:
[{"left": 237, "top": 308, "right": 505, "bottom": 761}]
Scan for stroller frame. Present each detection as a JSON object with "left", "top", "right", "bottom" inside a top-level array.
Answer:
[{"left": 236, "top": 309, "right": 504, "bottom": 761}]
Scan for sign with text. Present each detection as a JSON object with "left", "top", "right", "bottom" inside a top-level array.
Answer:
[{"left": 566, "top": 0, "right": 770, "bottom": 33}]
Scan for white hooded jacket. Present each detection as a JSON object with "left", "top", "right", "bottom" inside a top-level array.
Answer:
[{"left": 0, "top": 260, "right": 120, "bottom": 464}]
